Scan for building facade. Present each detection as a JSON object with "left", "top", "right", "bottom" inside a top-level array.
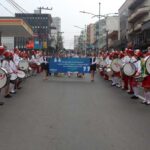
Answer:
[
  {"left": 74, "top": 35, "right": 79, "bottom": 51},
  {"left": 128, "top": 0, "right": 150, "bottom": 49},
  {"left": 119, "top": 0, "right": 134, "bottom": 49},
  {"left": 107, "top": 16, "right": 119, "bottom": 50},
  {"left": 51, "top": 17, "right": 62, "bottom": 52},
  {"left": 15, "top": 13, "right": 52, "bottom": 51},
  {"left": 86, "top": 24, "right": 96, "bottom": 51}
]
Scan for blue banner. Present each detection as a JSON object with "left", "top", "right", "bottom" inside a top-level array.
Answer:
[{"left": 49, "top": 58, "right": 91, "bottom": 73}]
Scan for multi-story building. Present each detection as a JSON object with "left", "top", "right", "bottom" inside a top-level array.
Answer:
[
  {"left": 96, "top": 16, "right": 119, "bottom": 50},
  {"left": 119, "top": 0, "right": 134, "bottom": 49},
  {"left": 74, "top": 35, "right": 79, "bottom": 51},
  {"left": 128, "top": 0, "right": 150, "bottom": 49},
  {"left": 78, "top": 30, "right": 87, "bottom": 55},
  {"left": 51, "top": 17, "right": 62, "bottom": 52},
  {"left": 86, "top": 24, "right": 96, "bottom": 51},
  {"left": 15, "top": 13, "right": 52, "bottom": 50},
  {"left": 107, "top": 16, "right": 119, "bottom": 50}
]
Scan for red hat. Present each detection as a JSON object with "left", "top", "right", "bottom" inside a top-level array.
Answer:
[
  {"left": 3, "top": 51, "right": 10, "bottom": 58},
  {"left": 134, "top": 49, "right": 142, "bottom": 57},
  {"left": 112, "top": 51, "right": 119, "bottom": 58},
  {"left": 31, "top": 50, "right": 36, "bottom": 55},
  {"left": 9, "top": 52, "right": 14, "bottom": 58},
  {"left": 127, "top": 49, "right": 134, "bottom": 56},
  {"left": 119, "top": 52, "right": 125, "bottom": 59},
  {"left": 0, "top": 46, "right": 5, "bottom": 55}
]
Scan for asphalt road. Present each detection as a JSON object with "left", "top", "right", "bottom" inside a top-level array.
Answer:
[{"left": 0, "top": 74, "right": 150, "bottom": 150}]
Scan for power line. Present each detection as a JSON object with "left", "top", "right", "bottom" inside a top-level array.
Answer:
[
  {"left": 6, "top": 0, "right": 28, "bottom": 13},
  {"left": 6, "top": 0, "right": 24, "bottom": 13},
  {"left": 0, "top": 2, "right": 14, "bottom": 15}
]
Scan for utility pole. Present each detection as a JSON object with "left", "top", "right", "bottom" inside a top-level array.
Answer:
[{"left": 38, "top": 7, "right": 52, "bottom": 14}]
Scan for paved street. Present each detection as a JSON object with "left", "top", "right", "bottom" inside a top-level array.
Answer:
[{"left": 0, "top": 74, "right": 150, "bottom": 150}]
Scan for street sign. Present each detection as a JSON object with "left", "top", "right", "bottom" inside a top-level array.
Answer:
[{"left": 49, "top": 58, "right": 91, "bottom": 73}]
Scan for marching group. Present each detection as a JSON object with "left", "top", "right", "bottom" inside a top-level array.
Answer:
[
  {"left": 96, "top": 47, "right": 150, "bottom": 105},
  {"left": 0, "top": 46, "right": 49, "bottom": 105},
  {"left": 1, "top": 45, "right": 150, "bottom": 106}
]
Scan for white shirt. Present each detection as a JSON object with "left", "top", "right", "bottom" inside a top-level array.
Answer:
[
  {"left": 13, "top": 53, "right": 21, "bottom": 66},
  {"left": 9, "top": 60, "right": 18, "bottom": 73},
  {"left": 123, "top": 56, "right": 130, "bottom": 64}
]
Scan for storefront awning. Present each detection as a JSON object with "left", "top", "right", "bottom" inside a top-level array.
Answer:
[{"left": 0, "top": 18, "right": 33, "bottom": 37}]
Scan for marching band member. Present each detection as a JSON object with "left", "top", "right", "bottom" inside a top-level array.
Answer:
[
  {"left": 103, "top": 53, "right": 109, "bottom": 80},
  {"left": 111, "top": 51, "right": 121, "bottom": 87},
  {"left": 13, "top": 48, "right": 21, "bottom": 66},
  {"left": 130, "top": 50, "right": 142, "bottom": 99},
  {"left": 105, "top": 52, "right": 112, "bottom": 81},
  {"left": 9, "top": 52, "right": 18, "bottom": 94},
  {"left": 119, "top": 51, "right": 125, "bottom": 89},
  {"left": 141, "top": 49, "right": 150, "bottom": 105},
  {"left": 30, "top": 50, "right": 38, "bottom": 76},
  {"left": 122, "top": 48, "right": 130, "bottom": 91},
  {"left": 0, "top": 46, "right": 5, "bottom": 105},
  {"left": 127, "top": 49, "right": 135, "bottom": 94},
  {"left": 2, "top": 51, "right": 12, "bottom": 98}
]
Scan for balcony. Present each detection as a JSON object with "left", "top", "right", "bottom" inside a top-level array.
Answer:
[
  {"left": 129, "top": 0, "right": 146, "bottom": 10},
  {"left": 108, "top": 31, "right": 118, "bottom": 39},
  {"left": 128, "top": 7, "right": 149, "bottom": 23},
  {"left": 134, "top": 23, "right": 142, "bottom": 31},
  {"left": 128, "top": 28, "right": 134, "bottom": 35}
]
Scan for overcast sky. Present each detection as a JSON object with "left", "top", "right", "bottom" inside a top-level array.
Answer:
[{"left": 0, "top": 0, "right": 126, "bottom": 49}]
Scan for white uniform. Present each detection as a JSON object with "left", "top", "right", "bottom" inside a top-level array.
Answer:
[
  {"left": 2, "top": 60, "right": 12, "bottom": 74},
  {"left": 13, "top": 53, "right": 21, "bottom": 66}
]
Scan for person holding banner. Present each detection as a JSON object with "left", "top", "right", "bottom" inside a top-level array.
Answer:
[
  {"left": 41, "top": 53, "right": 49, "bottom": 80},
  {"left": 90, "top": 53, "right": 97, "bottom": 82}
]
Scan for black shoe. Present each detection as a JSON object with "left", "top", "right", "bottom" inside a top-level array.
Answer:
[
  {"left": 145, "top": 102, "right": 150, "bottom": 105},
  {"left": 4, "top": 94, "right": 12, "bottom": 98},
  {"left": 0, "top": 102, "right": 4, "bottom": 105},
  {"left": 128, "top": 91, "right": 134, "bottom": 95},
  {"left": 141, "top": 101, "right": 147, "bottom": 104},
  {"left": 131, "top": 95, "right": 139, "bottom": 99}
]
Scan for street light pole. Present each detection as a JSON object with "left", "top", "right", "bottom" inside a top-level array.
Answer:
[
  {"left": 98, "top": 2, "right": 101, "bottom": 53},
  {"left": 85, "top": 25, "right": 87, "bottom": 56}
]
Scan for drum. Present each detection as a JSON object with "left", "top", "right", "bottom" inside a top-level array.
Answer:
[
  {"left": 111, "top": 59, "right": 123, "bottom": 72},
  {"left": 0, "top": 68, "right": 9, "bottom": 89},
  {"left": 18, "top": 60, "right": 29, "bottom": 71},
  {"left": 10, "top": 73, "right": 17, "bottom": 81},
  {"left": 106, "top": 67, "right": 113, "bottom": 76},
  {"left": 122, "top": 63, "right": 136, "bottom": 77},
  {"left": 17, "top": 70, "right": 26, "bottom": 79},
  {"left": 145, "top": 56, "right": 150, "bottom": 74}
]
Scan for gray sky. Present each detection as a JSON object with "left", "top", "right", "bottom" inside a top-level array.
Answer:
[{"left": 0, "top": 0, "right": 126, "bottom": 49}]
